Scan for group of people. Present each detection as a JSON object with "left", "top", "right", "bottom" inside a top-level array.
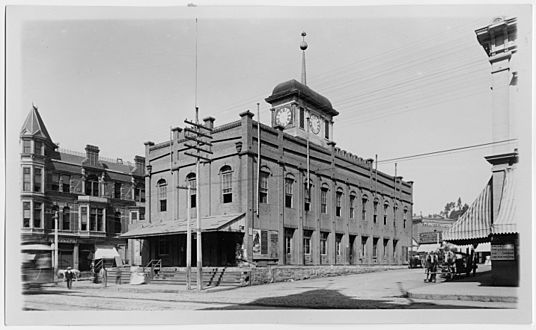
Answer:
[{"left": 424, "top": 248, "right": 478, "bottom": 283}]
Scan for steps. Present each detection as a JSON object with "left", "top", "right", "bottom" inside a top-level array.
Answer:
[{"left": 151, "top": 267, "right": 250, "bottom": 288}]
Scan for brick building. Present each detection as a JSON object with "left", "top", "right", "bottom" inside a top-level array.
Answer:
[
  {"left": 20, "top": 105, "right": 145, "bottom": 270},
  {"left": 123, "top": 78, "right": 414, "bottom": 267}
]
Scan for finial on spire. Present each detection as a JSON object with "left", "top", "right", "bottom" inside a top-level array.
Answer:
[{"left": 300, "top": 32, "right": 308, "bottom": 86}]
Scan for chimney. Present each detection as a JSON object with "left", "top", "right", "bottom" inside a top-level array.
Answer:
[
  {"left": 85, "top": 144, "right": 100, "bottom": 166},
  {"left": 171, "top": 127, "right": 182, "bottom": 140},
  {"left": 134, "top": 155, "right": 145, "bottom": 172},
  {"left": 203, "top": 117, "right": 215, "bottom": 130}
]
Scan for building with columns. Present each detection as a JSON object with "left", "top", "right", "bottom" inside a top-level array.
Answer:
[
  {"left": 20, "top": 105, "right": 145, "bottom": 271},
  {"left": 123, "top": 34, "right": 414, "bottom": 267}
]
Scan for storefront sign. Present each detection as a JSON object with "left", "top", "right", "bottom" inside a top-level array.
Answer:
[
  {"left": 491, "top": 243, "right": 515, "bottom": 260},
  {"left": 419, "top": 232, "right": 441, "bottom": 244}
]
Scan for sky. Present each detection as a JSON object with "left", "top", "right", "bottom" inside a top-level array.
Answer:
[{"left": 6, "top": 4, "right": 532, "bottom": 216}]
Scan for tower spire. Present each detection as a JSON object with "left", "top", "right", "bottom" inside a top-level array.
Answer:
[{"left": 300, "top": 32, "right": 308, "bottom": 86}]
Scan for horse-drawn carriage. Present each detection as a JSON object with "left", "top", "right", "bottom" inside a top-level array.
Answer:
[{"left": 423, "top": 248, "right": 477, "bottom": 282}]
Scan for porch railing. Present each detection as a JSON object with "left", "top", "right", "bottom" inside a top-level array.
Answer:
[{"left": 144, "top": 259, "right": 162, "bottom": 279}]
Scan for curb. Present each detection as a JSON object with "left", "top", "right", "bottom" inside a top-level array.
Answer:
[{"left": 407, "top": 291, "right": 518, "bottom": 303}]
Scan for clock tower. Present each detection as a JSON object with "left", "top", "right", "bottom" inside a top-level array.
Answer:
[{"left": 265, "top": 32, "right": 338, "bottom": 148}]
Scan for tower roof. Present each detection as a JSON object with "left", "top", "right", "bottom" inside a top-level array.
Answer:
[
  {"left": 20, "top": 104, "right": 54, "bottom": 143},
  {"left": 265, "top": 79, "right": 339, "bottom": 116}
]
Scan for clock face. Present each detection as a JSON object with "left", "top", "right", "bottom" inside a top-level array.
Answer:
[
  {"left": 275, "top": 107, "right": 292, "bottom": 127},
  {"left": 309, "top": 114, "right": 321, "bottom": 134}
]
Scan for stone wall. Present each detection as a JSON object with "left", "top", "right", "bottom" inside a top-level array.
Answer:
[{"left": 249, "top": 265, "right": 405, "bottom": 286}]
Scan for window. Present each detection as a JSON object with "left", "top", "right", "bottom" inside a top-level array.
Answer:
[
  {"left": 61, "top": 174, "right": 70, "bottom": 193},
  {"left": 157, "top": 179, "right": 167, "bottom": 212},
  {"left": 393, "top": 205, "right": 398, "bottom": 227},
  {"left": 140, "top": 208, "right": 145, "bottom": 221},
  {"left": 383, "top": 204, "right": 388, "bottom": 225},
  {"left": 320, "top": 232, "right": 328, "bottom": 255},
  {"left": 81, "top": 206, "right": 88, "bottom": 231},
  {"left": 23, "top": 202, "right": 31, "bottom": 228},
  {"left": 34, "top": 141, "right": 43, "bottom": 155},
  {"left": 304, "top": 184, "right": 311, "bottom": 212},
  {"left": 361, "top": 236, "right": 368, "bottom": 257},
  {"left": 23, "top": 140, "right": 31, "bottom": 154},
  {"left": 336, "top": 234, "right": 343, "bottom": 256},
  {"left": 373, "top": 200, "right": 378, "bottom": 223},
  {"left": 299, "top": 107, "right": 304, "bottom": 129},
  {"left": 372, "top": 237, "right": 378, "bottom": 258},
  {"left": 321, "top": 187, "right": 328, "bottom": 214},
  {"left": 303, "top": 230, "right": 312, "bottom": 255},
  {"left": 259, "top": 171, "right": 269, "bottom": 203},
  {"left": 403, "top": 208, "right": 408, "bottom": 228},
  {"left": 284, "top": 177, "right": 294, "bottom": 208},
  {"left": 114, "top": 182, "right": 122, "bottom": 199},
  {"left": 393, "top": 240, "right": 398, "bottom": 258},
  {"left": 33, "top": 202, "right": 42, "bottom": 228},
  {"left": 34, "top": 168, "right": 42, "bottom": 192},
  {"left": 85, "top": 175, "right": 99, "bottom": 196},
  {"left": 220, "top": 166, "right": 233, "bottom": 203},
  {"left": 90, "top": 208, "right": 97, "bottom": 231},
  {"left": 362, "top": 197, "right": 367, "bottom": 221},
  {"left": 349, "top": 194, "right": 356, "bottom": 218},
  {"left": 62, "top": 207, "right": 70, "bottom": 230},
  {"left": 284, "top": 229, "right": 293, "bottom": 255},
  {"left": 22, "top": 167, "right": 31, "bottom": 192},
  {"left": 131, "top": 211, "right": 138, "bottom": 222},
  {"left": 50, "top": 174, "right": 59, "bottom": 191},
  {"left": 114, "top": 212, "right": 122, "bottom": 234},
  {"left": 383, "top": 239, "right": 389, "bottom": 258},
  {"left": 135, "top": 187, "right": 145, "bottom": 203},
  {"left": 336, "top": 191, "right": 342, "bottom": 217},
  {"left": 187, "top": 173, "right": 196, "bottom": 208},
  {"left": 325, "top": 120, "right": 329, "bottom": 139}
]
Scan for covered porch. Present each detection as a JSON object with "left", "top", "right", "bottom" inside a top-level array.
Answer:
[{"left": 121, "top": 213, "right": 245, "bottom": 267}]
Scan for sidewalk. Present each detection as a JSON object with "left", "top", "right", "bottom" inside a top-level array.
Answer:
[{"left": 406, "top": 265, "right": 518, "bottom": 303}]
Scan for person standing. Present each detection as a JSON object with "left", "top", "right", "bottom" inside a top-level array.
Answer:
[{"left": 65, "top": 266, "right": 74, "bottom": 289}]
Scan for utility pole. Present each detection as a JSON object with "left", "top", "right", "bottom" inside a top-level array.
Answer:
[
  {"left": 186, "top": 184, "right": 192, "bottom": 290},
  {"left": 184, "top": 108, "right": 212, "bottom": 291},
  {"left": 54, "top": 210, "right": 59, "bottom": 282}
]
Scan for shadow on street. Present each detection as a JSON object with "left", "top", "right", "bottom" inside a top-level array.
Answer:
[{"left": 201, "top": 288, "right": 499, "bottom": 310}]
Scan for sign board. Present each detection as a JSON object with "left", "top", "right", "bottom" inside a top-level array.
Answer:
[
  {"left": 253, "top": 229, "right": 278, "bottom": 259},
  {"left": 252, "top": 229, "right": 262, "bottom": 255},
  {"left": 491, "top": 243, "right": 515, "bottom": 261},
  {"left": 419, "top": 232, "right": 441, "bottom": 244}
]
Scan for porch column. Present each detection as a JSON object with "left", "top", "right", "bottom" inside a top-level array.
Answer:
[{"left": 73, "top": 243, "right": 79, "bottom": 269}]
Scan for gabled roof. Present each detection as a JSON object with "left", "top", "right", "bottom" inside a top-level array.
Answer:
[{"left": 20, "top": 105, "right": 53, "bottom": 143}]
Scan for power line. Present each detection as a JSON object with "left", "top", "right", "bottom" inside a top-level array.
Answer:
[{"left": 377, "top": 139, "right": 518, "bottom": 164}]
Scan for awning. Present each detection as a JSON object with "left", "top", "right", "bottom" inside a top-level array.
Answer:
[
  {"left": 94, "top": 246, "right": 120, "bottom": 259},
  {"left": 443, "top": 178, "right": 492, "bottom": 245},
  {"left": 492, "top": 168, "right": 517, "bottom": 235},
  {"left": 121, "top": 213, "right": 245, "bottom": 238},
  {"left": 416, "top": 243, "right": 440, "bottom": 253},
  {"left": 475, "top": 242, "right": 491, "bottom": 252}
]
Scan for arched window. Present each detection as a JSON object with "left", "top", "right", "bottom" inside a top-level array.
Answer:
[
  {"left": 259, "top": 167, "right": 271, "bottom": 204},
  {"left": 186, "top": 173, "right": 196, "bottom": 208},
  {"left": 220, "top": 165, "right": 233, "bottom": 203},
  {"left": 62, "top": 207, "right": 70, "bottom": 231},
  {"left": 85, "top": 174, "right": 99, "bottom": 196},
  {"left": 383, "top": 201, "right": 389, "bottom": 226},
  {"left": 284, "top": 174, "right": 294, "bottom": 208},
  {"left": 157, "top": 179, "right": 167, "bottom": 212},
  {"left": 320, "top": 184, "right": 329, "bottom": 214},
  {"left": 349, "top": 191, "right": 357, "bottom": 219},
  {"left": 373, "top": 197, "right": 379, "bottom": 223},
  {"left": 361, "top": 194, "right": 369, "bottom": 221},
  {"left": 403, "top": 206, "right": 408, "bottom": 228},
  {"left": 335, "top": 188, "right": 343, "bottom": 217},
  {"left": 304, "top": 179, "right": 313, "bottom": 212}
]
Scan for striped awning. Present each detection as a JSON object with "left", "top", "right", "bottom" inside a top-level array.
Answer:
[
  {"left": 492, "top": 168, "right": 517, "bottom": 234},
  {"left": 443, "top": 178, "right": 492, "bottom": 244}
]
